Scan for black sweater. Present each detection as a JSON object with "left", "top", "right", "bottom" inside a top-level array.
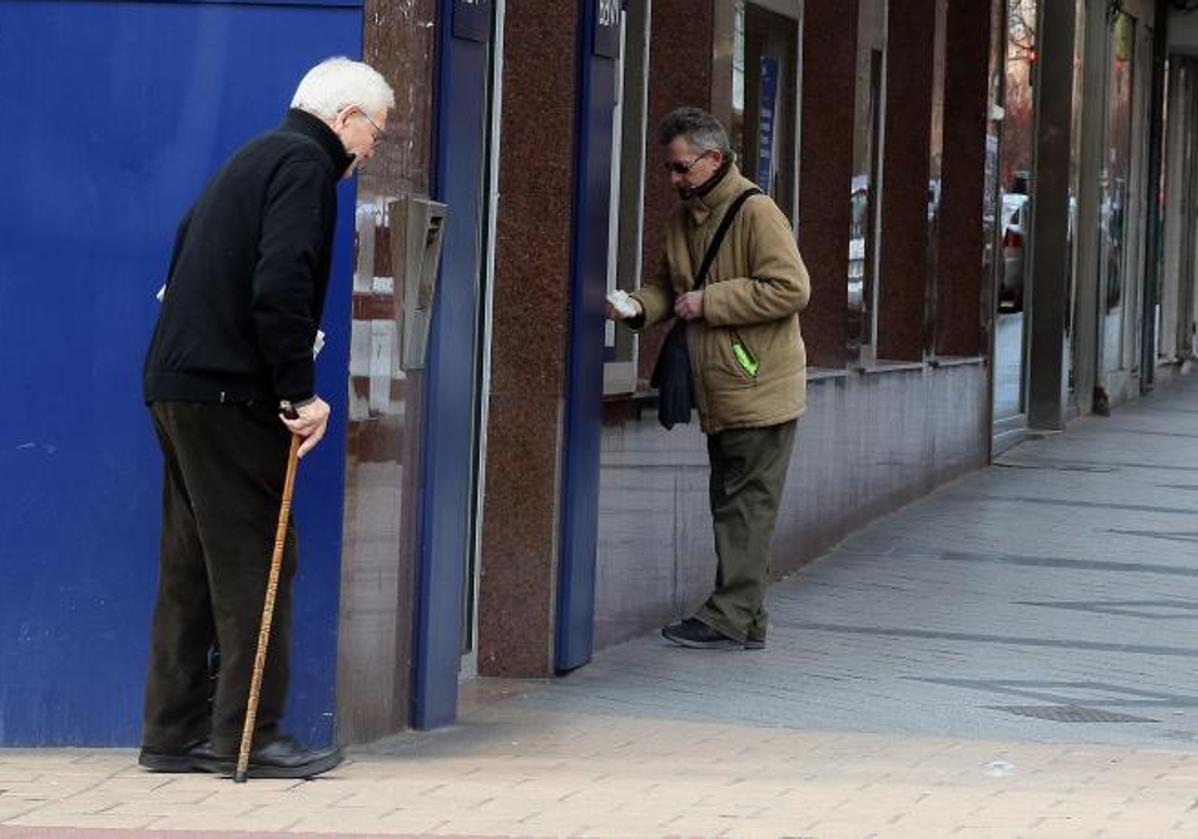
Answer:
[{"left": 143, "top": 109, "right": 353, "bottom": 406}]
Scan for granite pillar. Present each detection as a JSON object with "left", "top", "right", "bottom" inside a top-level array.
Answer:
[
  {"left": 935, "top": 0, "right": 994, "bottom": 357},
  {"left": 877, "top": 0, "right": 935, "bottom": 362},
  {"left": 1027, "top": 0, "right": 1077, "bottom": 430},
  {"left": 798, "top": 0, "right": 859, "bottom": 369},
  {"left": 1071, "top": 1, "right": 1109, "bottom": 413},
  {"left": 476, "top": 0, "right": 578, "bottom": 678}
]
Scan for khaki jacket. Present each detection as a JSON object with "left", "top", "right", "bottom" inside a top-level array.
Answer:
[{"left": 632, "top": 165, "right": 810, "bottom": 434}]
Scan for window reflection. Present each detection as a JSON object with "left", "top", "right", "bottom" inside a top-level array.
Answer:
[
  {"left": 729, "top": 1, "right": 799, "bottom": 220},
  {"left": 992, "top": 0, "right": 1035, "bottom": 420},
  {"left": 998, "top": 0, "right": 1035, "bottom": 315},
  {"left": 848, "top": 175, "right": 868, "bottom": 316},
  {"left": 732, "top": 2, "right": 745, "bottom": 158},
  {"left": 1066, "top": 0, "right": 1085, "bottom": 383},
  {"left": 848, "top": 3, "right": 884, "bottom": 351},
  {"left": 1102, "top": 11, "right": 1134, "bottom": 373}
]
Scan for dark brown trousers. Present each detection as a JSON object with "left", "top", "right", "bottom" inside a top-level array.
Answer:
[{"left": 142, "top": 401, "right": 296, "bottom": 756}]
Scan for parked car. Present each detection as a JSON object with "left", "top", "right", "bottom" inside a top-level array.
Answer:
[{"left": 1000, "top": 192, "right": 1030, "bottom": 311}]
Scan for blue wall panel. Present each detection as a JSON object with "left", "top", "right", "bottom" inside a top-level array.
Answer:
[
  {"left": 0, "top": 0, "right": 361, "bottom": 746},
  {"left": 556, "top": 0, "right": 617, "bottom": 673},
  {"left": 412, "top": 0, "right": 490, "bottom": 730}
]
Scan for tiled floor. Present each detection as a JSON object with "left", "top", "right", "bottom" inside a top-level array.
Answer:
[{"left": 4, "top": 374, "right": 1198, "bottom": 838}]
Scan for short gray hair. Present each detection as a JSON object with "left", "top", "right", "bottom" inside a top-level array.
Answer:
[
  {"left": 657, "top": 107, "right": 731, "bottom": 154},
  {"left": 291, "top": 57, "right": 396, "bottom": 120}
]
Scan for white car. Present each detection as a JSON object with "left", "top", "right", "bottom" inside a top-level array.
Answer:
[{"left": 1000, "top": 192, "right": 1030, "bottom": 311}]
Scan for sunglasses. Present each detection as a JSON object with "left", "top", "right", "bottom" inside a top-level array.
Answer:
[{"left": 663, "top": 149, "right": 713, "bottom": 175}]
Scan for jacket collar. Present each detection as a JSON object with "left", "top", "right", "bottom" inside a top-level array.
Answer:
[
  {"left": 281, "top": 108, "right": 355, "bottom": 178},
  {"left": 684, "top": 162, "right": 747, "bottom": 225}
]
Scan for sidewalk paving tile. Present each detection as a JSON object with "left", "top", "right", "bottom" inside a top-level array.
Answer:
[{"left": 4, "top": 377, "right": 1198, "bottom": 836}]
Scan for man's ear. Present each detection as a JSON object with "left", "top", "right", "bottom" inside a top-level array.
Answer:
[{"left": 333, "top": 105, "right": 356, "bottom": 132}]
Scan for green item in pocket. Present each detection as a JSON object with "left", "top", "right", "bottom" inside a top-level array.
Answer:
[{"left": 731, "top": 337, "right": 759, "bottom": 378}]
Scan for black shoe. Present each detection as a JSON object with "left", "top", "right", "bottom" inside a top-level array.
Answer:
[
  {"left": 138, "top": 738, "right": 222, "bottom": 774},
  {"left": 219, "top": 733, "right": 344, "bottom": 779},
  {"left": 744, "top": 636, "right": 766, "bottom": 651},
  {"left": 661, "top": 618, "right": 744, "bottom": 650}
]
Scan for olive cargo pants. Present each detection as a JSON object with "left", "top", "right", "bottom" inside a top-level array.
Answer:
[{"left": 695, "top": 420, "right": 797, "bottom": 643}]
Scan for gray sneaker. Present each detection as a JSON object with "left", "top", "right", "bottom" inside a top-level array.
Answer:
[{"left": 662, "top": 618, "right": 744, "bottom": 650}]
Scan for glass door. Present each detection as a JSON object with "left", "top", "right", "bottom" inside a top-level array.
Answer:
[{"left": 993, "top": 0, "right": 1037, "bottom": 422}]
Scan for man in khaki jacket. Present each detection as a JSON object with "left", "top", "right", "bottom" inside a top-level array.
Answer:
[{"left": 607, "top": 107, "right": 810, "bottom": 650}]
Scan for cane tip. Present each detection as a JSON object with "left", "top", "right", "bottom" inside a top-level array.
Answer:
[{"left": 233, "top": 771, "right": 248, "bottom": 783}]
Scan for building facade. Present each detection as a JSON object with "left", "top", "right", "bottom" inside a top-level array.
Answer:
[{"left": 1, "top": 0, "right": 1193, "bottom": 747}]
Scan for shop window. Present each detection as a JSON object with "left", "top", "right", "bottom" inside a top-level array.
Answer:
[
  {"left": 849, "top": 0, "right": 887, "bottom": 357},
  {"left": 730, "top": 1, "right": 800, "bottom": 224},
  {"left": 603, "top": 1, "right": 650, "bottom": 396},
  {"left": 1100, "top": 11, "right": 1135, "bottom": 374},
  {"left": 1065, "top": 0, "right": 1086, "bottom": 396},
  {"left": 993, "top": 0, "right": 1036, "bottom": 420},
  {"left": 924, "top": 0, "right": 948, "bottom": 359}
]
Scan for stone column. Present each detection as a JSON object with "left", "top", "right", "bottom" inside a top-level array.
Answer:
[
  {"left": 1071, "top": 1, "right": 1109, "bottom": 414},
  {"left": 478, "top": 0, "right": 580, "bottom": 677},
  {"left": 797, "top": 0, "right": 860, "bottom": 368},
  {"left": 1026, "top": 0, "right": 1079, "bottom": 429},
  {"left": 877, "top": 0, "right": 936, "bottom": 362},
  {"left": 936, "top": 0, "right": 994, "bottom": 357}
]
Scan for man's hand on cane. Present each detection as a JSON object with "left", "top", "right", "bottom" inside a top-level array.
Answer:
[{"left": 281, "top": 397, "right": 330, "bottom": 458}]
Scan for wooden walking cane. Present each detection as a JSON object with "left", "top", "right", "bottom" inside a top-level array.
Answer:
[{"left": 234, "top": 408, "right": 302, "bottom": 783}]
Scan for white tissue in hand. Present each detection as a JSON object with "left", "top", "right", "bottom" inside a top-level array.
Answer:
[{"left": 607, "top": 289, "right": 638, "bottom": 318}]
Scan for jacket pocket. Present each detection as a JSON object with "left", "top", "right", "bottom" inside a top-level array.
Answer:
[{"left": 729, "top": 331, "right": 760, "bottom": 380}]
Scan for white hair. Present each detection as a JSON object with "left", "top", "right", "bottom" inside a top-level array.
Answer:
[{"left": 291, "top": 57, "right": 395, "bottom": 119}]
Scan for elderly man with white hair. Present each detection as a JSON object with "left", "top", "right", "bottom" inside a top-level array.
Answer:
[{"left": 139, "top": 57, "right": 394, "bottom": 779}]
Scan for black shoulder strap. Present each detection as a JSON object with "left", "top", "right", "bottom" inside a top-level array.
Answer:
[{"left": 694, "top": 187, "right": 762, "bottom": 290}]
